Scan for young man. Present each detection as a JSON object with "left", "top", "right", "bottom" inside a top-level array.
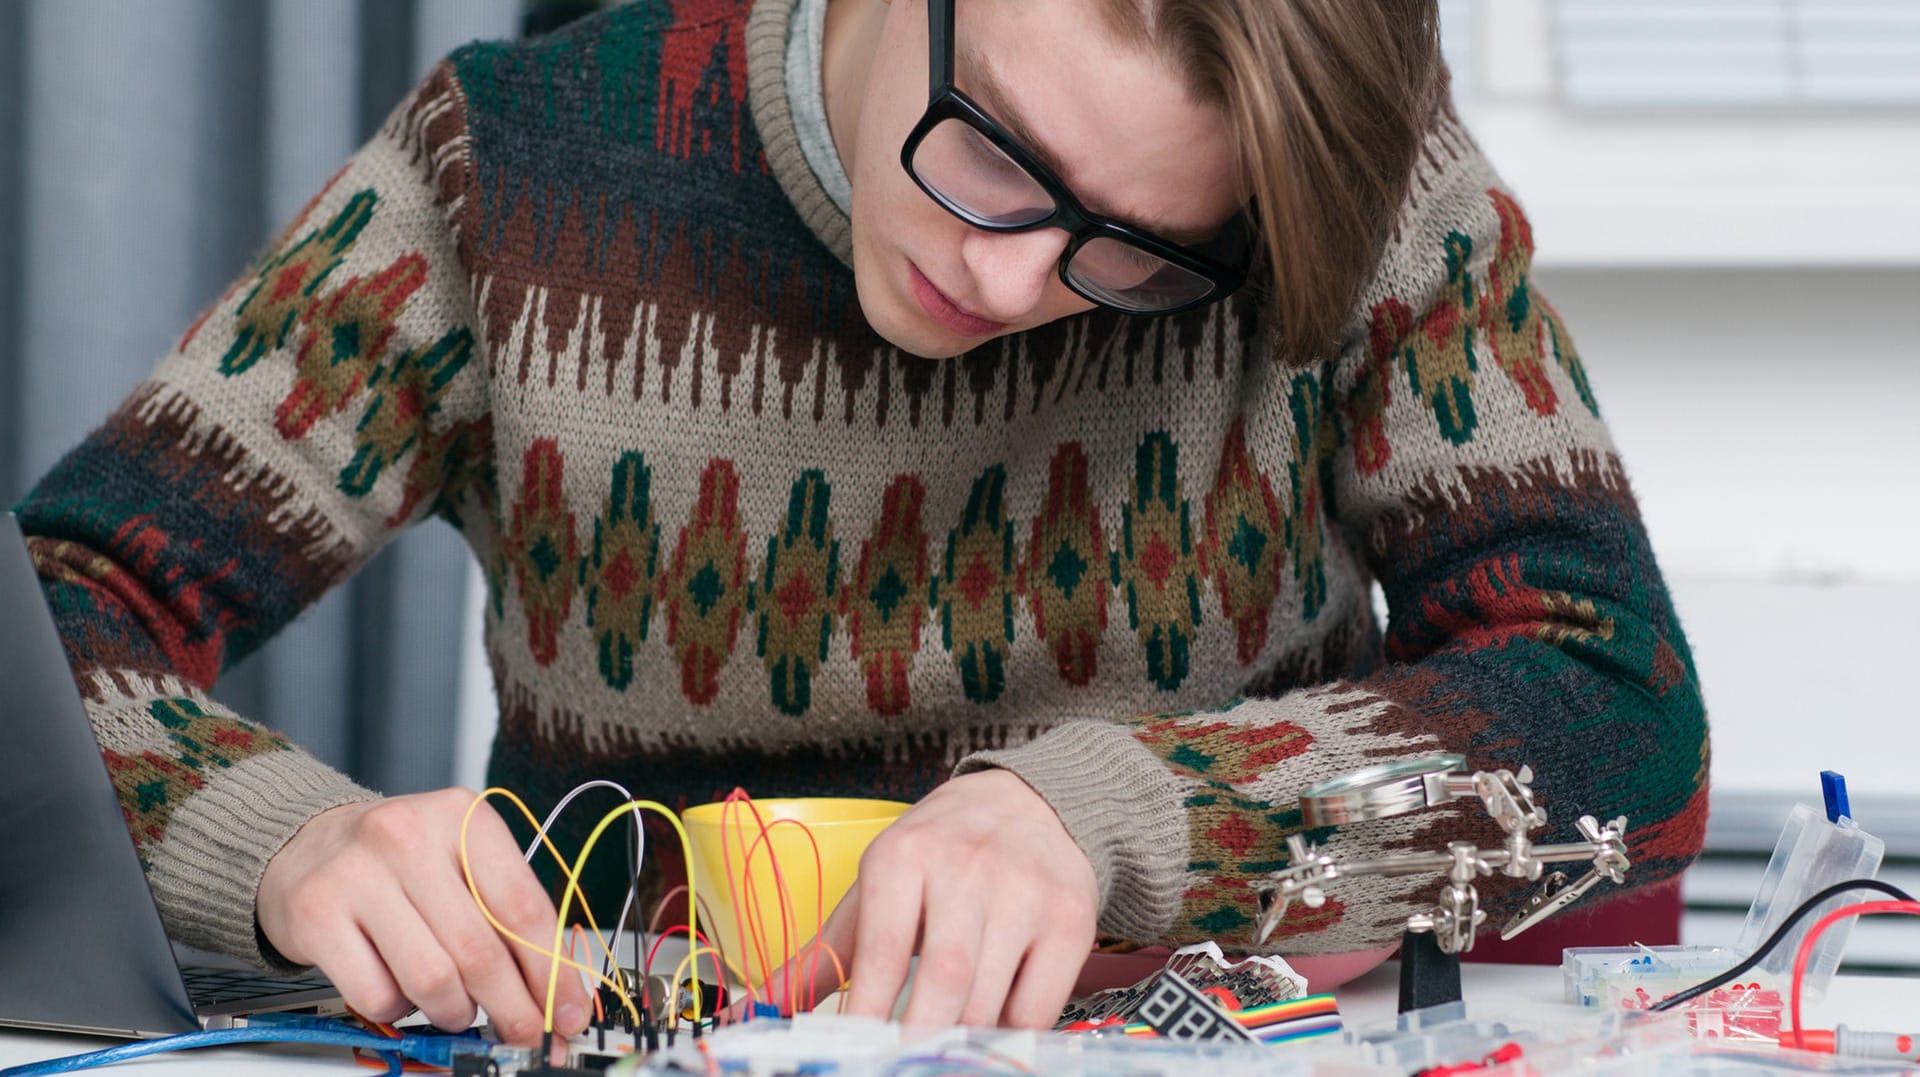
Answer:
[{"left": 15, "top": 0, "right": 1708, "bottom": 1046}]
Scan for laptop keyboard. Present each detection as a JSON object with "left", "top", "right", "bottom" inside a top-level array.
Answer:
[{"left": 181, "top": 965, "right": 334, "bottom": 1005}]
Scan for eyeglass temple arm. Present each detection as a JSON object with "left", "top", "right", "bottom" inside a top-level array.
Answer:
[{"left": 928, "top": 0, "right": 955, "bottom": 98}]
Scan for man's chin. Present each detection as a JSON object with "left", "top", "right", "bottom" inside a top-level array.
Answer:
[
  {"left": 860, "top": 299, "right": 977, "bottom": 360},
  {"left": 891, "top": 334, "right": 972, "bottom": 361},
  {"left": 848, "top": 247, "right": 1004, "bottom": 359}
]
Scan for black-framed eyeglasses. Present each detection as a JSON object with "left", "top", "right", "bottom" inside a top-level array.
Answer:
[{"left": 899, "top": 0, "right": 1252, "bottom": 316}]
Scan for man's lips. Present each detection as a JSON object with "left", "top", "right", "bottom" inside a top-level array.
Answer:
[{"left": 908, "top": 263, "right": 1006, "bottom": 337}]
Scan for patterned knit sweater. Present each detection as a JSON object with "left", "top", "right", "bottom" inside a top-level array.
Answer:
[{"left": 16, "top": 0, "right": 1709, "bottom": 970}]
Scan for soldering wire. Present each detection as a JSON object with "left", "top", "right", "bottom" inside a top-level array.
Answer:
[
  {"left": 458, "top": 788, "right": 641, "bottom": 1028},
  {"left": 550, "top": 798, "right": 702, "bottom": 1034}
]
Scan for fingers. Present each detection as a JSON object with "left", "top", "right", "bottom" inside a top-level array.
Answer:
[
  {"left": 360, "top": 893, "right": 478, "bottom": 1032},
  {"left": 901, "top": 873, "right": 987, "bottom": 1028},
  {"left": 453, "top": 797, "right": 592, "bottom": 1039},
  {"left": 841, "top": 858, "right": 923, "bottom": 1020},
  {"left": 259, "top": 791, "right": 599, "bottom": 1052},
  {"left": 955, "top": 904, "right": 1027, "bottom": 1028},
  {"left": 766, "top": 885, "right": 858, "bottom": 1014},
  {"left": 999, "top": 923, "right": 1093, "bottom": 1029},
  {"left": 397, "top": 837, "right": 546, "bottom": 1042},
  {"left": 319, "top": 929, "right": 411, "bottom": 1025}
]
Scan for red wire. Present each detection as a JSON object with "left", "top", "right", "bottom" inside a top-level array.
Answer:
[
  {"left": 643, "top": 925, "right": 729, "bottom": 1012},
  {"left": 724, "top": 789, "right": 803, "bottom": 1012},
  {"left": 740, "top": 817, "right": 828, "bottom": 1012},
  {"left": 719, "top": 794, "right": 771, "bottom": 1000},
  {"left": 736, "top": 791, "right": 800, "bottom": 1006},
  {"left": 736, "top": 799, "right": 786, "bottom": 1010},
  {"left": 1787, "top": 899, "right": 1920, "bottom": 1049}
]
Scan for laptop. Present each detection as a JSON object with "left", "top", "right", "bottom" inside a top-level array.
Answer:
[{"left": 0, "top": 511, "right": 347, "bottom": 1036}]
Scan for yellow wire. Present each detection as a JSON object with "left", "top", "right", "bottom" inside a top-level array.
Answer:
[
  {"left": 670, "top": 945, "right": 741, "bottom": 1024},
  {"left": 461, "top": 788, "right": 628, "bottom": 984},
  {"left": 671, "top": 943, "right": 754, "bottom": 1012},
  {"left": 548, "top": 799, "right": 701, "bottom": 1034},
  {"left": 458, "top": 789, "right": 641, "bottom": 1030},
  {"left": 461, "top": 788, "right": 627, "bottom": 984}
]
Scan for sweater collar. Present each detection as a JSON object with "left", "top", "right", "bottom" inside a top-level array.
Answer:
[{"left": 746, "top": 0, "right": 856, "bottom": 268}]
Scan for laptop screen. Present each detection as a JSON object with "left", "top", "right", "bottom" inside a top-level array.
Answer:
[{"left": 0, "top": 512, "right": 201, "bottom": 1035}]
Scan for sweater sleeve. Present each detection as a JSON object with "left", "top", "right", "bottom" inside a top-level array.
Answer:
[
  {"left": 11, "top": 63, "right": 491, "bottom": 970},
  {"left": 957, "top": 111, "right": 1710, "bottom": 952}
]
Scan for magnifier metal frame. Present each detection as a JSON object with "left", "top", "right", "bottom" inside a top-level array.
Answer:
[{"left": 1296, "top": 753, "right": 1476, "bottom": 827}]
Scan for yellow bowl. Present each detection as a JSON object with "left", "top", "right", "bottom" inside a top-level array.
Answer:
[{"left": 680, "top": 797, "right": 909, "bottom": 991}]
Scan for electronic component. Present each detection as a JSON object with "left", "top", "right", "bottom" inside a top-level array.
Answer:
[
  {"left": 678, "top": 979, "right": 723, "bottom": 1021},
  {"left": 1135, "top": 972, "right": 1256, "bottom": 1043},
  {"left": 1561, "top": 945, "right": 1744, "bottom": 1008},
  {"left": 597, "top": 968, "right": 644, "bottom": 1031},
  {"left": 1056, "top": 941, "right": 1305, "bottom": 1028},
  {"left": 450, "top": 1044, "right": 537, "bottom": 1076},
  {"left": 634, "top": 1013, "right": 1302, "bottom": 1076}
]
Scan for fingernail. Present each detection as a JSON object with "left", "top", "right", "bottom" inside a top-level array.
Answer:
[{"left": 558, "top": 1002, "right": 586, "bottom": 1035}]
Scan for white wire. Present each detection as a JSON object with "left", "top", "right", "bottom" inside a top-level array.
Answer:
[{"left": 522, "top": 780, "right": 646, "bottom": 983}]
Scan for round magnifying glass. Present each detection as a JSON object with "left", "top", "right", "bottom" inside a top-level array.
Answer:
[{"left": 1298, "top": 754, "right": 1469, "bottom": 827}]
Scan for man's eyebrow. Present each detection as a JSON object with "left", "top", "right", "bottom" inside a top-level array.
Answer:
[{"left": 958, "top": 47, "right": 1223, "bottom": 249}]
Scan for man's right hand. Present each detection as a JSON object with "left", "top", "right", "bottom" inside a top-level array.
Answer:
[{"left": 257, "top": 789, "right": 594, "bottom": 1050}]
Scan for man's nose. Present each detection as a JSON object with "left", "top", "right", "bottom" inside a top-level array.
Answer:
[{"left": 959, "top": 227, "right": 1072, "bottom": 323}]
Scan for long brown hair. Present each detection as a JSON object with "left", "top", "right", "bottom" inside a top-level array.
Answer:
[{"left": 1104, "top": 0, "right": 1443, "bottom": 364}]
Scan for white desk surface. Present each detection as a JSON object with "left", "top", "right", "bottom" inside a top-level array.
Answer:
[{"left": 3, "top": 961, "right": 1915, "bottom": 1074}]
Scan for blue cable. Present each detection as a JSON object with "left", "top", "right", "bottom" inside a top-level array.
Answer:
[{"left": 0, "top": 1024, "right": 481, "bottom": 1076}]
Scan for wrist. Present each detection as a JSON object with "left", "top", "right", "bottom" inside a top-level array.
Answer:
[{"left": 955, "top": 722, "right": 1191, "bottom": 941}]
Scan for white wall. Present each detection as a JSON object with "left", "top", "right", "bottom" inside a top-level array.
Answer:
[{"left": 1537, "top": 267, "right": 1920, "bottom": 810}]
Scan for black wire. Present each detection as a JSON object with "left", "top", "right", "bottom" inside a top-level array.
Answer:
[
  {"left": 632, "top": 805, "right": 643, "bottom": 1050},
  {"left": 629, "top": 803, "right": 641, "bottom": 979},
  {"left": 1648, "top": 878, "right": 1916, "bottom": 1012}
]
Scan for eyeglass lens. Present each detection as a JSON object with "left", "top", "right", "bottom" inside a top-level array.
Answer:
[{"left": 911, "top": 118, "right": 1215, "bottom": 312}]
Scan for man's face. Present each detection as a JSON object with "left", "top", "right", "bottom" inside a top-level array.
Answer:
[{"left": 842, "top": 0, "right": 1244, "bottom": 359}]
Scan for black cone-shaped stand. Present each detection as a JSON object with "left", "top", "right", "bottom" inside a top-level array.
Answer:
[{"left": 1397, "top": 928, "right": 1463, "bottom": 1014}]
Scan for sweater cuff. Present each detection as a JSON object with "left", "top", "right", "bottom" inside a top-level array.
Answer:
[
  {"left": 955, "top": 720, "right": 1191, "bottom": 941},
  {"left": 145, "top": 750, "right": 377, "bottom": 972}
]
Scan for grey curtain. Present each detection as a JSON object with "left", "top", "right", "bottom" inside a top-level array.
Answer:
[{"left": 0, "top": 0, "right": 523, "bottom": 795}]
